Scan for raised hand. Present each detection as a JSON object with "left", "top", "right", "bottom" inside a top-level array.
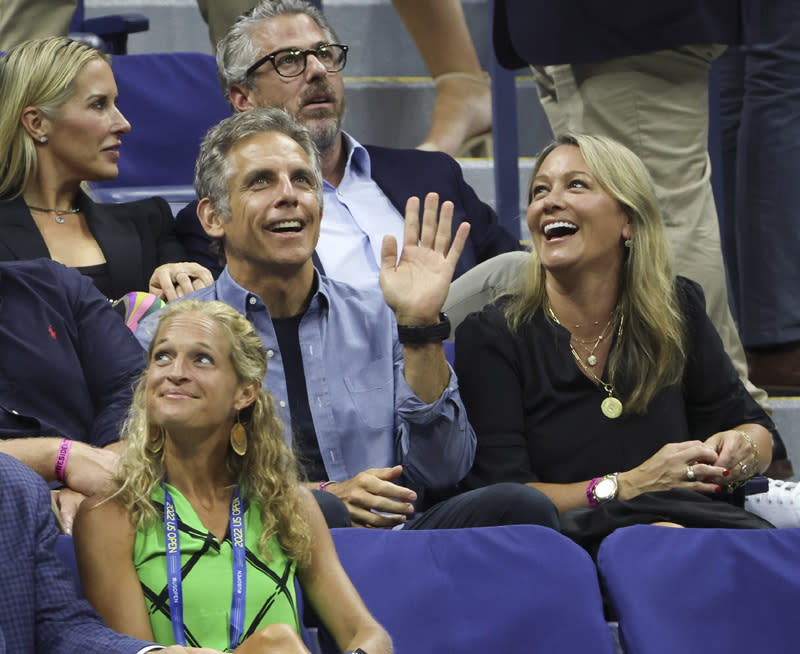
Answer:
[{"left": 380, "top": 192, "right": 470, "bottom": 325}]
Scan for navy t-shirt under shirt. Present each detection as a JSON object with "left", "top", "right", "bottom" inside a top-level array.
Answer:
[{"left": 272, "top": 314, "right": 327, "bottom": 482}]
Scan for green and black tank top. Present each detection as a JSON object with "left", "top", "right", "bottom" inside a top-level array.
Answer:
[{"left": 134, "top": 483, "right": 300, "bottom": 651}]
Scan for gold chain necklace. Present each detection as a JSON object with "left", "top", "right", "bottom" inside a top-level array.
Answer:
[
  {"left": 547, "top": 302, "right": 624, "bottom": 419},
  {"left": 574, "top": 317, "right": 613, "bottom": 366}
]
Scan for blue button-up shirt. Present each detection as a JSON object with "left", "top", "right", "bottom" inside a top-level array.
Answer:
[
  {"left": 136, "top": 267, "right": 475, "bottom": 494},
  {"left": 318, "top": 133, "right": 405, "bottom": 289}
]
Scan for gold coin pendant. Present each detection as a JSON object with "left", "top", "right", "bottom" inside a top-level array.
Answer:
[{"left": 601, "top": 396, "right": 623, "bottom": 419}]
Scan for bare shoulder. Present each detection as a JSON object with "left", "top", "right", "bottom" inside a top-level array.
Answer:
[
  {"left": 296, "top": 486, "right": 327, "bottom": 529},
  {"left": 74, "top": 492, "right": 136, "bottom": 546},
  {"left": 297, "top": 485, "right": 315, "bottom": 510}
]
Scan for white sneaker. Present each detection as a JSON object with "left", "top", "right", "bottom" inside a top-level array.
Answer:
[{"left": 745, "top": 479, "right": 800, "bottom": 528}]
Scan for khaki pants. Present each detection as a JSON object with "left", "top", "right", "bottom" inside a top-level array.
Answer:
[
  {"left": 531, "top": 45, "right": 769, "bottom": 410},
  {"left": 0, "top": 0, "right": 76, "bottom": 51},
  {"left": 195, "top": 0, "right": 260, "bottom": 52}
]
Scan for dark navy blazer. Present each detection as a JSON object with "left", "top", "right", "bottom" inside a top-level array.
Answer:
[
  {"left": 0, "top": 453, "right": 153, "bottom": 653},
  {"left": 174, "top": 144, "right": 521, "bottom": 279},
  {"left": 0, "top": 259, "right": 145, "bottom": 445},
  {"left": 0, "top": 192, "right": 186, "bottom": 299}
]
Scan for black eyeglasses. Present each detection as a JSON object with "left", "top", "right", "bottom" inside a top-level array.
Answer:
[{"left": 245, "top": 43, "right": 349, "bottom": 78}]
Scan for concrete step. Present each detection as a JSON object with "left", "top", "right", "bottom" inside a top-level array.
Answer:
[
  {"left": 459, "top": 158, "right": 534, "bottom": 237},
  {"left": 342, "top": 76, "right": 551, "bottom": 156}
]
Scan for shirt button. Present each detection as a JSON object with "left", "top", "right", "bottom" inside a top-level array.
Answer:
[
  {"left": 267, "top": 349, "right": 275, "bottom": 358},
  {"left": 248, "top": 296, "right": 257, "bottom": 305},
  {"left": 279, "top": 400, "right": 286, "bottom": 408}
]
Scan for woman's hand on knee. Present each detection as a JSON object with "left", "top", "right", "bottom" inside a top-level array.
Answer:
[{"left": 233, "top": 623, "right": 310, "bottom": 654}]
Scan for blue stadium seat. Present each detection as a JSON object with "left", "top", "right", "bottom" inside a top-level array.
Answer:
[
  {"left": 330, "top": 525, "right": 616, "bottom": 654},
  {"left": 90, "top": 52, "right": 231, "bottom": 208},
  {"left": 598, "top": 525, "right": 800, "bottom": 653},
  {"left": 69, "top": 0, "right": 149, "bottom": 55}
]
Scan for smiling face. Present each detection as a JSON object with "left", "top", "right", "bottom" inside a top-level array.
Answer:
[
  {"left": 146, "top": 313, "right": 255, "bottom": 436},
  {"left": 232, "top": 13, "right": 345, "bottom": 152},
  {"left": 201, "top": 129, "right": 321, "bottom": 279},
  {"left": 527, "top": 145, "right": 631, "bottom": 279},
  {"left": 41, "top": 57, "right": 130, "bottom": 183}
]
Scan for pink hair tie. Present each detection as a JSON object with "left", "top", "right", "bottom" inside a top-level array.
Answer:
[{"left": 54, "top": 439, "right": 73, "bottom": 483}]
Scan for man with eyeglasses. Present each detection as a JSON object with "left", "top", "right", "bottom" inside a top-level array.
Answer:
[{"left": 175, "top": 0, "right": 519, "bottom": 290}]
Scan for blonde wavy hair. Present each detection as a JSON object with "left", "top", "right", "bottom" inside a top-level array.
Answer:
[
  {"left": 0, "top": 37, "right": 108, "bottom": 200},
  {"left": 505, "top": 134, "right": 686, "bottom": 414},
  {"left": 114, "top": 300, "right": 311, "bottom": 565}
]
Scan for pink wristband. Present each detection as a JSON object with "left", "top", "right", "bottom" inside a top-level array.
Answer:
[
  {"left": 54, "top": 439, "right": 72, "bottom": 483},
  {"left": 317, "top": 480, "right": 335, "bottom": 492},
  {"left": 585, "top": 477, "right": 601, "bottom": 507}
]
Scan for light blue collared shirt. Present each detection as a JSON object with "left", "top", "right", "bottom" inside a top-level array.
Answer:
[
  {"left": 136, "top": 267, "right": 475, "bottom": 494},
  {"left": 318, "top": 133, "right": 405, "bottom": 289}
]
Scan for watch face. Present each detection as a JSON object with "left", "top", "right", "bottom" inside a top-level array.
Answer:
[{"left": 594, "top": 478, "right": 616, "bottom": 501}]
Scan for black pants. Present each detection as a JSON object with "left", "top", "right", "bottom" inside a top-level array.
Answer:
[
  {"left": 404, "top": 482, "right": 559, "bottom": 530},
  {"left": 313, "top": 482, "right": 559, "bottom": 531},
  {"left": 310, "top": 489, "right": 351, "bottom": 528}
]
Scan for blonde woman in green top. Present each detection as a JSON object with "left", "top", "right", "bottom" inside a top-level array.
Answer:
[{"left": 75, "top": 300, "right": 391, "bottom": 654}]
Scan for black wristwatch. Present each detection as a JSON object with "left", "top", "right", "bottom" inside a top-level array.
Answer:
[{"left": 397, "top": 312, "right": 451, "bottom": 343}]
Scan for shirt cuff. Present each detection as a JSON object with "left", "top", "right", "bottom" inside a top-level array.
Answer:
[{"left": 396, "top": 364, "right": 458, "bottom": 416}]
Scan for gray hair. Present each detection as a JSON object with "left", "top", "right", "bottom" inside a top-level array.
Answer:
[
  {"left": 217, "top": 0, "right": 340, "bottom": 102},
  {"left": 194, "top": 106, "right": 323, "bottom": 224}
]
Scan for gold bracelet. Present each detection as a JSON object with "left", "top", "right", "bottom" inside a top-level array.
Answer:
[
  {"left": 726, "top": 430, "right": 760, "bottom": 491},
  {"left": 735, "top": 429, "right": 760, "bottom": 474}
]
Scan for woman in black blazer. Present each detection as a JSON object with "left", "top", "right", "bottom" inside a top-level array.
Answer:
[{"left": 0, "top": 37, "right": 212, "bottom": 300}]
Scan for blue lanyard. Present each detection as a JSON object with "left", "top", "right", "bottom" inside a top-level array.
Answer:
[{"left": 162, "top": 483, "right": 247, "bottom": 650}]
